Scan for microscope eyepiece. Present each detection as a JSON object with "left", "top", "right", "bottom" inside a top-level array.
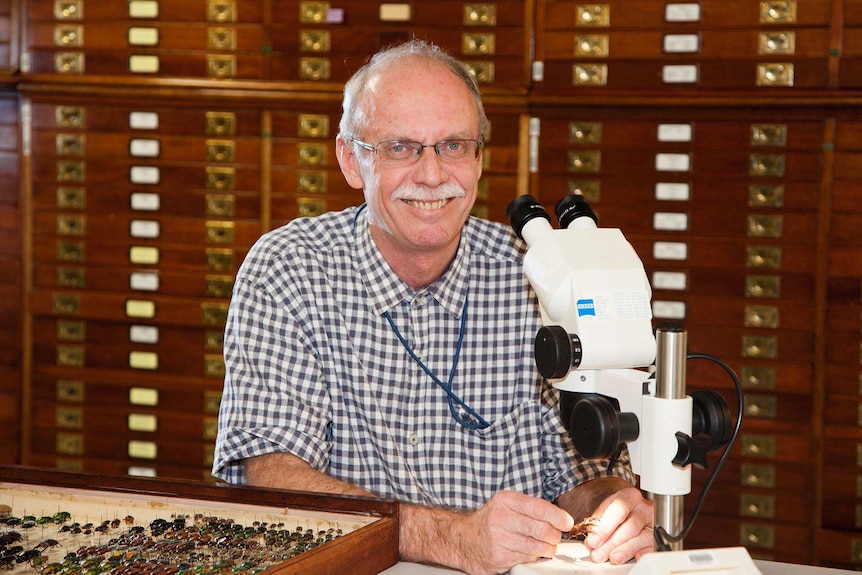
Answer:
[
  {"left": 555, "top": 194, "right": 599, "bottom": 229},
  {"left": 507, "top": 195, "right": 551, "bottom": 241}
]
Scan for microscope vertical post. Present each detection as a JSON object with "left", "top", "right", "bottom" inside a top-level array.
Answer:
[{"left": 653, "top": 323, "right": 688, "bottom": 551}]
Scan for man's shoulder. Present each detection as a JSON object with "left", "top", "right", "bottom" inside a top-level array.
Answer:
[
  {"left": 465, "top": 216, "right": 527, "bottom": 263},
  {"left": 239, "top": 208, "right": 358, "bottom": 281},
  {"left": 258, "top": 207, "right": 357, "bottom": 255}
]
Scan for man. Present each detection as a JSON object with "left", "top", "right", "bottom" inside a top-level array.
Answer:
[{"left": 213, "top": 39, "right": 653, "bottom": 575}]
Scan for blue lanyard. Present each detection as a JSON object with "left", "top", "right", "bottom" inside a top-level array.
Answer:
[{"left": 382, "top": 297, "right": 490, "bottom": 430}]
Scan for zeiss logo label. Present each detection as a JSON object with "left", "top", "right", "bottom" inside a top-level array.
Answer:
[{"left": 577, "top": 299, "right": 596, "bottom": 317}]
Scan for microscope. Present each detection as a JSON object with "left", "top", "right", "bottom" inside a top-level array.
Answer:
[{"left": 507, "top": 195, "right": 759, "bottom": 573}]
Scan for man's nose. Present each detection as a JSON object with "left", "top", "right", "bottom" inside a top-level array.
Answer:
[{"left": 412, "top": 147, "right": 448, "bottom": 185}]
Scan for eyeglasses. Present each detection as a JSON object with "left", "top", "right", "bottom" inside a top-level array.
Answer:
[{"left": 350, "top": 137, "right": 483, "bottom": 165}]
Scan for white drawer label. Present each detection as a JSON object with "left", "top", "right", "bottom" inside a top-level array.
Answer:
[
  {"left": 653, "top": 241, "right": 689, "bottom": 261},
  {"left": 130, "top": 271, "right": 160, "bottom": 291},
  {"left": 655, "top": 182, "right": 691, "bottom": 201},
  {"left": 656, "top": 153, "right": 691, "bottom": 172},
  {"left": 130, "top": 219, "right": 160, "bottom": 239},
  {"left": 662, "top": 65, "right": 698, "bottom": 84},
  {"left": 129, "top": 112, "right": 159, "bottom": 130},
  {"left": 665, "top": 3, "right": 701, "bottom": 22},
  {"left": 657, "top": 124, "right": 693, "bottom": 142},
  {"left": 653, "top": 212, "right": 689, "bottom": 231},
  {"left": 130, "top": 166, "right": 160, "bottom": 184},
  {"left": 130, "top": 192, "right": 160, "bottom": 211},
  {"left": 652, "top": 271, "right": 687, "bottom": 291},
  {"left": 130, "top": 138, "right": 160, "bottom": 157}
]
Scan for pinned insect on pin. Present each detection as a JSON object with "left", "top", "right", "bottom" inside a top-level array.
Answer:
[{"left": 565, "top": 516, "right": 600, "bottom": 540}]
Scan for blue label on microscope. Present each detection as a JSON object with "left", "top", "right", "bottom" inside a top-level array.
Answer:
[{"left": 576, "top": 299, "right": 596, "bottom": 317}]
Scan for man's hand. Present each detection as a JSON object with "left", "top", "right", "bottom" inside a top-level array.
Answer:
[
  {"left": 581, "top": 486, "right": 654, "bottom": 565},
  {"left": 402, "top": 491, "right": 574, "bottom": 575}
]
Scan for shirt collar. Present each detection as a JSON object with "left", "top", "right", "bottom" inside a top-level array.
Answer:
[{"left": 353, "top": 206, "right": 470, "bottom": 319}]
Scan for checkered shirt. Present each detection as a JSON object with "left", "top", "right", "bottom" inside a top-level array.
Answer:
[{"left": 213, "top": 205, "right": 633, "bottom": 509}]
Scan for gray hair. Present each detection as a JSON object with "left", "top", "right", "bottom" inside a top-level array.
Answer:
[{"left": 338, "top": 39, "right": 489, "bottom": 142}]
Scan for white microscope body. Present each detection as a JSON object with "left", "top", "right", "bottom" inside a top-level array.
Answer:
[
  {"left": 508, "top": 194, "right": 751, "bottom": 571},
  {"left": 510, "top": 195, "right": 694, "bottom": 498}
]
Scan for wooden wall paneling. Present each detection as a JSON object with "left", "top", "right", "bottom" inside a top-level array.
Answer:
[
  {"left": 0, "top": 92, "right": 20, "bottom": 464},
  {"left": 3, "top": 0, "right": 862, "bottom": 569}
]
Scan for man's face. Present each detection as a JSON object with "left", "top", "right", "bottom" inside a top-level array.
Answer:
[{"left": 338, "top": 59, "right": 483, "bottom": 260}]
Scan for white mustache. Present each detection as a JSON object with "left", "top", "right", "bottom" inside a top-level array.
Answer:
[{"left": 391, "top": 182, "right": 467, "bottom": 202}]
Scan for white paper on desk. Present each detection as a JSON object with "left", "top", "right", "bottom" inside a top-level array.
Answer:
[{"left": 511, "top": 542, "right": 633, "bottom": 574}]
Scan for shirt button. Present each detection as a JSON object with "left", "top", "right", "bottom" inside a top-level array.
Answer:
[{"left": 407, "top": 432, "right": 420, "bottom": 446}]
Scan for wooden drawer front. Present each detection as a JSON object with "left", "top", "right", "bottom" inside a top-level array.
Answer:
[
  {"left": 33, "top": 338, "right": 225, "bottom": 378},
  {"left": 271, "top": 26, "right": 526, "bottom": 59},
  {"left": 541, "top": 1, "right": 833, "bottom": 29},
  {"left": 27, "top": 49, "right": 266, "bottom": 79},
  {"left": 277, "top": 1, "right": 528, "bottom": 89},
  {"left": 30, "top": 290, "right": 232, "bottom": 328},
  {"left": 30, "top": 427, "right": 214, "bottom": 467},
  {"left": 823, "top": 398, "right": 862, "bottom": 432},
  {"left": 29, "top": 1, "right": 265, "bottom": 22},
  {"left": 33, "top": 264, "right": 238, "bottom": 300},
  {"left": 649, "top": 268, "right": 815, "bottom": 303},
  {"left": 685, "top": 386, "right": 811, "bottom": 424},
  {"left": 274, "top": 0, "right": 527, "bottom": 27},
  {"left": 827, "top": 302, "right": 862, "bottom": 333},
  {"left": 269, "top": 193, "right": 366, "bottom": 225},
  {"left": 825, "top": 365, "right": 862, "bottom": 396},
  {"left": 34, "top": 237, "right": 248, "bottom": 273},
  {"left": 270, "top": 166, "right": 366, "bottom": 195},
  {"left": 31, "top": 131, "right": 263, "bottom": 164},
  {"left": 650, "top": 294, "right": 814, "bottom": 331},
  {"left": 33, "top": 184, "right": 262, "bottom": 220},
  {"left": 628, "top": 236, "right": 817, "bottom": 274},
  {"left": 33, "top": 401, "right": 220, "bottom": 441},
  {"left": 0, "top": 6, "right": 10, "bottom": 72},
  {"left": 816, "top": 528, "right": 862, "bottom": 569},
  {"left": 32, "top": 213, "right": 262, "bottom": 250},
  {"left": 693, "top": 459, "right": 812, "bottom": 492},
  {"left": 686, "top": 514, "right": 809, "bottom": 558},
  {"left": 836, "top": 121, "right": 862, "bottom": 150},
  {"left": 586, "top": 206, "right": 816, "bottom": 241},
  {"left": 270, "top": 51, "right": 525, "bottom": 87},
  {"left": 683, "top": 325, "right": 815, "bottom": 363},
  {"left": 31, "top": 157, "right": 262, "bottom": 193},
  {"left": 538, "top": 145, "right": 822, "bottom": 180},
  {"left": 25, "top": 453, "right": 217, "bottom": 481},
  {"left": 33, "top": 316, "right": 225, "bottom": 358},
  {"left": 536, "top": 116, "right": 826, "bottom": 150},
  {"left": 537, "top": 175, "right": 819, "bottom": 210},
  {"left": 31, "top": 374, "right": 223, "bottom": 412},
  {"left": 27, "top": 21, "right": 267, "bottom": 52},
  {"left": 541, "top": 28, "right": 830, "bottom": 60},
  {"left": 831, "top": 245, "right": 862, "bottom": 278},
  {"left": 838, "top": 57, "right": 862, "bottom": 88},
  {"left": 29, "top": 102, "right": 263, "bottom": 137},
  {"left": 825, "top": 337, "right": 862, "bottom": 367},
  {"left": 684, "top": 485, "right": 810, "bottom": 524},
  {"left": 535, "top": 58, "right": 828, "bottom": 91}
]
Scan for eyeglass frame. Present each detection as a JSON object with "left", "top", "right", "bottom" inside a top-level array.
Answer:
[{"left": 348, "top": 137, "right": 484, "bottom": 165}]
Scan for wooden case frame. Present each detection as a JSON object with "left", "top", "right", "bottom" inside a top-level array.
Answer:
[{"left": 0, "top": 465, "right": 399, "bottom": 575}]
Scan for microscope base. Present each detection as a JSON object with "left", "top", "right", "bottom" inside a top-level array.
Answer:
[{"left": 511, "top": 543, "right": 762, "bottom": 575}]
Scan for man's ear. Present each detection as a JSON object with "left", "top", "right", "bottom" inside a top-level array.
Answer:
[{"left": 336, "top": 136, "right": 365, "bottom": 190}]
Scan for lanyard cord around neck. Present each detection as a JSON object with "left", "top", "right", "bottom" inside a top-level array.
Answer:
[{"left": 382, "top": 297, "right": 490, "bottom": 430}]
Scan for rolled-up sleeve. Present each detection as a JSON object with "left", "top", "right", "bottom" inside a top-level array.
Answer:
[{"left": 212, "top": 253, "right": 332, "bottom": 484}]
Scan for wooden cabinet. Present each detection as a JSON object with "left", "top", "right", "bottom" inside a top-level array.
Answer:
[{"left": 0, "top": 0, "right": 861, "bottom": 569}]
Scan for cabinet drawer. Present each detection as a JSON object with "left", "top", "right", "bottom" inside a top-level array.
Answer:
[
  {"left": 28, "top": 0, "right": 265, "bottom": 22},
  {"left": 29, "top": 102, "right": 263, "bottom": 137},
  {"left": 540, "top": 0, "right": 833, "bottom": 29}
]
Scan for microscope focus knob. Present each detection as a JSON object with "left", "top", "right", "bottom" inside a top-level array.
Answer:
[
  {"left": 673, "top": 432, "right": 710, "bottom": 470},
  {"left": 570, "top": 396, "right": 639, "bottom": 460},
  {"left": 535, "top": 326, "right": 583, "bottom": 379}
]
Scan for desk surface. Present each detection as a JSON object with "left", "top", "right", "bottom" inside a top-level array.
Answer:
[{"left": 382, "top": 558, "right": 855, "bottom": 575}]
